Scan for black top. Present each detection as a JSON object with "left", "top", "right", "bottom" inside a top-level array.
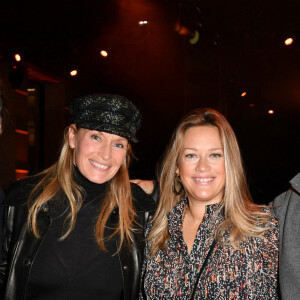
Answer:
[{"left": 27, "top": 166, "right": 124, "bottom": 300}]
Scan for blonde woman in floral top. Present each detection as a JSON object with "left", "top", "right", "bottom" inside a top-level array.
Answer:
[{"left": 140, "top": 108, "right": 278, "bottom": 299}]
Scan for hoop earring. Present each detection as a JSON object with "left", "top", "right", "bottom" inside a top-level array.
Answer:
[{"left": 172, "top": 174, "right": 184, "bottom": 195}]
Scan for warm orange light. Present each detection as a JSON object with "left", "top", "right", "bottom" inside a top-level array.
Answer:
[
  {"left": 70, "top": 70, "right": 78, "bottom": 76},
  {"left": 15, "top": 129, "right": 29, "bottom": 135},
  {"left": 241, "top": 92, "right": 247, "bottom": 97},
  {"left": 15, "top": 89, "right": 29, "bottom": 96},
  {"left": 249, "top": 104, "right": 255, "bottom": 107},
  {"left": 284, "top": 38, "right": 293, "bottom": 46},
  {"left": 15, "top": 54, "right": 21, "bottom": 61},
  {"left": 100, "top": 50, "right": 108, "bottom": 57},
  {"left": 15, "top": 169, "right": 29, "bottom": 180},
  {"left": 268, "top": 110, "right": 274, "bottom": 114},
  {"left": 176, "top": 26, "right": 190, "bottom": 35},
  {"left": 174, "top": 21, "right": 191, "bottom": 35},
  {"left": 15, "top": 169, "right": 29, "bottom": 174}
]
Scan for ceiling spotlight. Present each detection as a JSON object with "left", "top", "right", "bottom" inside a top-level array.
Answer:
[
  {"left": 100, "top": 50, "right": 108, "bottom": 57},
  {"left": 241, "top": 92, "right": 247, "bottom": 97},
  {"left": 138, "top": 21, "right": 148, "bottom": 25},
  {"left": 284, "top": 38, "right": 293, "bottom": 46},
  {"left": 15, "top": 54, "right": 21, "bottom": 62},
  {"left": 70, "top": 70, "right": 78, "bottom": 77},
  {"left": 268, "top": 110, "right": 274, "bottom": 114}
]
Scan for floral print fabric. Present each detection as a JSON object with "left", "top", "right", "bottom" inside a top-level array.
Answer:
[{"left": 141, "top": 199, "right": 279, "bottom": 299}]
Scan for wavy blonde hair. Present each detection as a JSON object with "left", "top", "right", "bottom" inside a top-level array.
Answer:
[
  {"left": 149, "top": 108, "right": 271, "bottom": 256},
  {"left": 28, "top": 125, "right": 135, "bottom": 252}
]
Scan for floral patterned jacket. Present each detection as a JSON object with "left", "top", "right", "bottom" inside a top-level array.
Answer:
[{"left": 140, "top": 199, "right": 279, "bottom": 299}]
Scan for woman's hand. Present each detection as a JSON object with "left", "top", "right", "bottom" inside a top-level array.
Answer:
[{"left": 131, "top": 179, "right": 154, "bottom": 195}]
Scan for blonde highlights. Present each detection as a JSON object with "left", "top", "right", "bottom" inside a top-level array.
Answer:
[
  {"left": 28, "top": 125, "right": 135, "bottom": 251},
  {"left": 149, "top": 108, "right": 271, "bottom": 256}
]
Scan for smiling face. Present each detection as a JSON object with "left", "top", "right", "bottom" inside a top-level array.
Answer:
[
  {"left": 68, "top": 125, "right": 128, "bottom": 184},
  {"left": 176, "top": 125, "right": 225, "bottom": 206}
]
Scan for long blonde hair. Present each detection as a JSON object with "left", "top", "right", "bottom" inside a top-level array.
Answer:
[
  {"left": 28, "top": 125, "right": 135, "bottom": 252},
  {"left": 149, "top": 108, "right": 271, "bottom": 256}
]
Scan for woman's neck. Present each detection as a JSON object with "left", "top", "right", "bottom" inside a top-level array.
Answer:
[
  {"left": 186, "top": 201, "right": 206, "bottom": 223},
  {"left": 73, "top": 165, "right": 108, "bottom": 194},
  {"left": 182, "top": 200, "right": 221, "bottom": 254}
]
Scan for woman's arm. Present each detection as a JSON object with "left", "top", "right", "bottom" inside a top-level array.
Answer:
[
  {"left": 131, "top": 180, "right": 159, "bottom": 203},
  {"left": 130, "top": 180, "right": 154, "bottom": 195}
]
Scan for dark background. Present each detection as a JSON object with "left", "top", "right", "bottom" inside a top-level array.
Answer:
[{"left": 1, "top": 0, "right": 300, "bottom": 204}]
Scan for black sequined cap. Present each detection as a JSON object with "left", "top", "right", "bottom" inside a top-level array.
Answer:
[{"left": 69, "top": 94, "right": 141, "bottom": 143}]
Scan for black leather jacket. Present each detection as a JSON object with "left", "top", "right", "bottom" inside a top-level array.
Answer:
[{"left": 0, "top": 176, "right": 156, "bottom": 300}]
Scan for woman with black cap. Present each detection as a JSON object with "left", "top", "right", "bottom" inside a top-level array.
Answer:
[{"left": 0, "top": 94, "right": 155, "bottom": 300}]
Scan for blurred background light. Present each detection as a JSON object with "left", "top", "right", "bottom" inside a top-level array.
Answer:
[
  {"left": 14, "top": 54, "right": 21, "bottom": 62},
  {"left": 284, "top": 37, "right": 293, "bottom": 46},
  {"left": 100, "top": 50, "right": 108, "bottom": 57},
  {"left": 70, "top": 70, "right": 77, "bottom": 76}
]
